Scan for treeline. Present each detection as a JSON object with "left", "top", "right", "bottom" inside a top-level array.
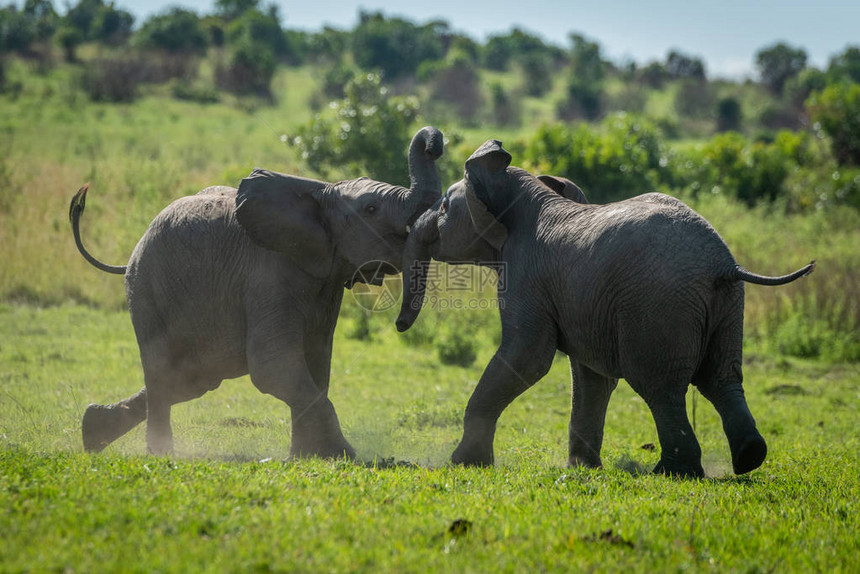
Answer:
[{"left": 2, "top": 0, "right": 859, "bottom": 210}]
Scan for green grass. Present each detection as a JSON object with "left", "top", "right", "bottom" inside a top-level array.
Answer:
[
  {"left": 1, "top": 56, "right": 858, "bottom": 571},
  {"left": 1, "top": 304, "right": 858, "bottom": 571}
]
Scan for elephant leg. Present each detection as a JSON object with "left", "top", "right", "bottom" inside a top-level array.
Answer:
[
  {"left": 145, "top": 387, "right": 174, "bottom": 456},
  {"left": 248, "top": 329, "right": 354, "bottom": 460},
  {"left": 634, "top": 383, "right": 704, "bottom": 478},
  {"left": 304, "top": 325, "right": 334, "bottom": 395},
  {"left": 694, "top": 328, "right": 766, "bottom": 475},
  {"left": 82, "top": 387, "right": 147, "bottom": 452},
  {"left": 452, "top": 333, "right": 556, "bottom": 467},
  {"left": 141, "top": 351, "right": 223, "bottom": 456},
  {"left": 568, "top": 361, "right": 618, "bottom": 468}
]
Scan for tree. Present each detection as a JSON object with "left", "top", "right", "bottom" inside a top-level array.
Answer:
[
  {"left": 62, "top": 0, "right": 132, "bottom": 44},
  {"left": 90, "top": 3, "right": 133, "bottom": 45},
  {"left": 637, "top": 61, "right": 668, "bottom": 88},
  {"left": 351, "top": 11, "right": 445, "bottom": 79},
  {"left": 755, "top": 42, "right": 807, "bottom": 95},
  {"left": 558, "top": 33, "right": 605, "bottom": 120},
  {"left": 55, "top": 24, "right": 82, "bottom": 61},
  {"left": 23, "top": 0, "right": 57, "bottom": 42},
  {"left": 827, "top": 45, "right": 860, "bottom": 84},
  {"left": 482, "top": 27, "right": 560, "bottom": 71},
  {"left": 215, "top": 0, "right": 258, "bottom": 21},
  {"left": 666, "top": 50, "right": 706, "bottom": 81},
  {"left": 0, "top": 5, "right": 35, "bottom": 52},
  {"left": 807, "top": 83, "right": 860, "bottom": 165},
  {"left": 225, "top": 7, "right": 287, "bottom": 59},
  {"left": 136, "top": 7, "right": 208, "bottom": 54}
]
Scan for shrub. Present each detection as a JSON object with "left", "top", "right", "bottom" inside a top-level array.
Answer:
[
  {"left": 716, "top": 97, "right": 742, "bottom": 132},
  {"left": 79, "top": 56, "right": 140, "bottom": 102},
  {"left": 425, "top": 50, "right": 483, "bottom": 122},
  {"left": 489, "top": 82, "right": 520, "bottom": 127},
  {"left": 674, "top": 78, "right": 715, "bottom": 119}
]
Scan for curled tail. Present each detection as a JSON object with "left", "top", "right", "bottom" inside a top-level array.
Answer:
[
  {"left": 729, "top": 260, "right": 816, "bottom": 286},
  {"left": 69, "top": 184, "right": 127, "bottom": 275}
]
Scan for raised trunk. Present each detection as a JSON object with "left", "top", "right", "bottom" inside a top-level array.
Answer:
[
  {"left": 404, "top": 126, "right": 444, "bottom": 220},
  {"left": 396, "top": 207, "right": 440, "bottom": 332}
]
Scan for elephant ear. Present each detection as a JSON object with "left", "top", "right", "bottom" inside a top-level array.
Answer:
[
  {"left": 235, "top": 168, "right": 333, "bottom": 279},
  {"left": 537, "top": 175, "right": 589, "bottom": 204},
  {"left": 463, "top": 140, "right": 512, "bottom": 251}
]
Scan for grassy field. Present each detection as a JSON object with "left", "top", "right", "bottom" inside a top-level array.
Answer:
[
  {"left": 2, "top": 59, "right": 859, "bottom": 571},
  {"left": 1, "top": 303, "right": 858, "bottom": 572}
]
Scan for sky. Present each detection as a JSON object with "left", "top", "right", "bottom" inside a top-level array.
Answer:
[{"left": 118, "top": 0, "right": 859, "bottom": 79}]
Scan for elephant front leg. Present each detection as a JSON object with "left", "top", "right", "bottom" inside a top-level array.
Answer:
[
  {"left": 248, "top": 334, "right": 355, "bottom": 460},
  {"left": 568, "top": 361, "right": 618, "bottom": 468},
  {"left": 452, "top": 338, "right": 555, "bottom": 466}
]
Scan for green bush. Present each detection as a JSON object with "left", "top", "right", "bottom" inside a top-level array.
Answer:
[
  {"left": 436, "top": 326, "right": 477, "bottom": 367},
  {"left": 292, "top": 73, "right": 419, "bottom": 184},
  {"left": 521, "top": 114, "right": 667, "bottom": 203},
  {"left": 79, "top": 56, "right": 140, "bottom": 102},
  {"left": 215, "top": 37, "right": 276, "bottom": 97}
]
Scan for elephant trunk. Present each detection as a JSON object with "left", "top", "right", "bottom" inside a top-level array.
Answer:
[
  {"left": 405, "top": 126, "right": 444, "bottom": 220},
  {"left": 396, "top": 206, "right": 440, "bottom": 332}
]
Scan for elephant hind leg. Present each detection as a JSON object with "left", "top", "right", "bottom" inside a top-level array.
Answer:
[
  {"left": 694, "top": 332, "right": 766, "bottom": 475},
  {"left": 82, "top": 388, "right": 147, "bottom": 452},
  {"left": 626, "top": 366, "right": 704, "bottom": 478},
  {"left": 142, "top": 359, "right": 224, "bottom": 456}
]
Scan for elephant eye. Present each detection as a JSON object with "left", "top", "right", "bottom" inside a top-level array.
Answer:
[{"left": 364, "top": 205, "right": 377, "bottom": 215}]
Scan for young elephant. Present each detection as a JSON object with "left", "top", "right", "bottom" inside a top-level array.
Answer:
[
  {"left": 71, "top": 127, "right": 444, "bottom": 458},
  {"left": 397, "top": 140, "right": 815, "bottom": 477}
]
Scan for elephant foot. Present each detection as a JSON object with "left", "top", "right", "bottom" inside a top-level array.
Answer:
[
  {"left": 568, "top": 454, "right": 602, "bottom": 469},
  {"left": 451, "top": 440, "right": 494, "bottom": 467},
  {"left": 731, "top": 434, "right": 767, "bottom": 475},
  {"left": 290, "top": 437, "right": 356, "bottom": 460},
  {"left": 82, "top": 403, "right": 146, "bottom": 453},
  {"left": 289, "top": 401, "right": 356, "bottom": 460},
  {"left": 653, "top": 458, "right": 705, "bottom": 479}
]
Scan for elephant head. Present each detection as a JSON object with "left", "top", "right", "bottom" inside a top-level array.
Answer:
[
  {"left": 235, "top": 126, "right": 444, "bottom": 285},
  {"left": 396, "top": 149, "right": 587, "bottom": 331}
]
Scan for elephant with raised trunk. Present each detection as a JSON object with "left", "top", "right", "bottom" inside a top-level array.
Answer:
[
  {"left": 71, "top": 126, "right": 444, "bottom": 458},
  {"left": 397, "top": 139, "right": 815, "bottom": 477}
]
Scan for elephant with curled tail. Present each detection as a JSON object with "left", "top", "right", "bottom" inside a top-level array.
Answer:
[
  {"left": 397, "top": 139, "right": 815, "bottom": 477},
  {"left": 71, "top": 126, "right": 445, "bottom": 458}
]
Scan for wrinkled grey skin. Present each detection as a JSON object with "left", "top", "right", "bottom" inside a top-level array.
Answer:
[
  {"left": 71, "top": 126, "right": 444, "bottom": 458},
  {"left": 397, "top": 140, "right": 815, "bottom": 477}
]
